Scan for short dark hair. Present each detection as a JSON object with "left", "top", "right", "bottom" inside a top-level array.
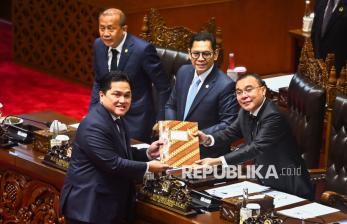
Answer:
[
  {"left": 236, "top": 74, "right": 267, "bottom": 88},
  {"left": 189, "top": 32, "right": 217, "bottom": 50},
  {"left": 99, "top": 71, "right": 132, "bottom": 94}
]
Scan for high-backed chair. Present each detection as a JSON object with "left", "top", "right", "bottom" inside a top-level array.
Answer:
[
  {"left": 140, "top": 8, "right": 224, "bottom": 67},
  {"left": 319, "top": 93, "right": 347, "bottom": 212},
  {"left": 285, "top": 73, "right": 326, "bottom": 169},
  {"left": 155, "top": 47, "right": 190, "bottom": 84},
  {"left": 151, "top": 48, "right": 190, "bottom": 116}
]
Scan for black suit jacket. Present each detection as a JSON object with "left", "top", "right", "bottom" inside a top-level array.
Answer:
[
  {"left": 90, "top": 34, "right": 171, "bottom": 142},
  {"left": 213, "top": 99, "right": 313, "bottom": 199},
  {"left": 165, "top": 64, "right": 239, "bottom": 158},
  {"left": 60, "top": 103, "right": 148, "bottom": 223},
  {"left": 311, "top": 0, "right": 347, "bottom": 75}
]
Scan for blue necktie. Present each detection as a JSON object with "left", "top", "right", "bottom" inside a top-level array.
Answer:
[{"left": 184, "top": 77, "right": 201, "bottom": 120}]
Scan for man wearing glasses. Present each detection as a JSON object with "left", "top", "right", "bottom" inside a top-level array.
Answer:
[
  {"left": 195, "top": 74, "right": 313, "bottom": 200},
  {"left": 165, "top": 32, "right": 239, "bottom": 158}
]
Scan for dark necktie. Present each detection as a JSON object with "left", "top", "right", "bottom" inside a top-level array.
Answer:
[
  {"left": 110, "top": 49, "right": 118, "bottom": 71},
  {"left": 249, "top": 114, "right": 258, "bottom": 141},
  {"left": 321, "top": 0, "right": 335, "bottom": 37},
  {"left": 115, "top": 119, "right": 128, "bottom": 158}
]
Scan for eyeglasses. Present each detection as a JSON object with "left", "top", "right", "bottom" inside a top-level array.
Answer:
[
  {"left": 190, "top": 51, "right": 214, "bottom": 60},
  {"left": 236, "top": 86, "right": 263, "bottom": 96}
]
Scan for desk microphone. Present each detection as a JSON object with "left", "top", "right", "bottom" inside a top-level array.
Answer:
[
  {"left": 23, "top": 118, "right": 52, "bottom": 127},
  {"left": 11, "top": 116, "right": 52, "bottom": 127},
  {"left": 1, "top": 115, "right": 52, "bottom": 145}
]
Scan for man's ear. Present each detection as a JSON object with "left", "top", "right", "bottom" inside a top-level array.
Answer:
[
  {"left": 99, "top": 91, "right": 105, "bottom": 103},
  {"left": 262, "top": 86, "right": 267, "bottom": 96},
  {"left": 213, "top": 49, "right": 219, "bottom": 61},
  {"left": 122, "top": 25, "right": 128, "bottom": 32},
  {"left": 188, "top": 48, "right": 192, "bottom": 61}
]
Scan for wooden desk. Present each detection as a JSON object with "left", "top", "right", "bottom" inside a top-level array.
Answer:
[
  {"left": 136, "top": 195, "right": 347, "bottom": 224},
  {"left": 288, "top": 29, "right": 311, "bottom": 72},
  {"left": 0, "top": 111, "right": 77, "bottom": 189},
  {"left": 1, "top": 111, "right": 347, "bottom": 224}
]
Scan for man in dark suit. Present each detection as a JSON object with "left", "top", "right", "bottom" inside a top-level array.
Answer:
[
  {"left": 90, "top": 8, "right": 171, "bottom": 143},
  {"left": 60, "top": 71, "right": 169, "bottom": 224},
  {"left": 165, "top": 32, "right": 238, "bottom": 158},
  {"left": 195, "top": 74, "right": 313, "bottom": 200},
  {"left": 311, "top": 0, "right": 347, "bottom": 76}
]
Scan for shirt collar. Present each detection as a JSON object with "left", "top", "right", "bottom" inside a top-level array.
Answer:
[
  {"left": 110, "top": 113, "right": 121, "bottom": 121},
  {"left": 193, "top": 64, "right": 214, "bottom": 83},
  {"left": 251, "top": 97, "right": 266, "bottom": 117},
  {"left": 108, "top": 32, "right": 127, "bottom": 54}
]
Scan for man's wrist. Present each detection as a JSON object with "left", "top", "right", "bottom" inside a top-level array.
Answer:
[
  {"left": 146, "top": 149, "right": 152, "bottom": 160},
  {"left": 203, "top": 135, "right": 214, "bottom": 147},
  {"left": 204, "top": 137, "right": 211, "bottom": 145}
]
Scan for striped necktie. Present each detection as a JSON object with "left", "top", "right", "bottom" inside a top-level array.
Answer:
[{"left": 321, "top": 0, "right": 335, "bottom": 37}]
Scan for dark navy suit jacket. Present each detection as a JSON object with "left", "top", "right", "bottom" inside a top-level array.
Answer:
[
  {"left": 60, "top": 103, "right": 148, "bottom": 223},
  {"left": 90, "top": 34, "right": 171, "bottom": 142},
  {"left": 165, "top": 64, "right": 239, "bottom": 158},
  {"left": 213, "top": 99, "right": 314, "bottom": 199},
  {"left": 311, "top": 0, "right": 347, "bottom": 75}
]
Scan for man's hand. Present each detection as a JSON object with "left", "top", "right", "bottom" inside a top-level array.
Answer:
[
  {"left": 194, "top": 158, "right": 222, "bottom": 166},
  {"left": 193, "top": 130, "right": 211, "bottom": 145},
  {"left": 147, "top": 160, "right": 170, "bottom": 172},
  {"left": 147, "top": 139, "right": 163, "bottom": 159},
  {"left": 152, "top": 122, "right": 159, "bottom": 138}
]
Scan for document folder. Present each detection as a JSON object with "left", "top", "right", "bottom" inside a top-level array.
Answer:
[{"left": 159, "top": 120, "right": 200, "bottom": 167}]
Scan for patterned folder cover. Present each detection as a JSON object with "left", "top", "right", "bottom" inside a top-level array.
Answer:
[{"left": 159, "top": 120, "right": 200, "bottom": 167}]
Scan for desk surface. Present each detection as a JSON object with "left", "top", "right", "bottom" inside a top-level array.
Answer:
[
  {"left": 289, "top": 29, "right": 311, "bottom": 39},
  {"left": 0, "top": 111, "right": 77, "bottom": 189},
  {"left": 1, "top": 111, "right": 347, "bottom": 224}
]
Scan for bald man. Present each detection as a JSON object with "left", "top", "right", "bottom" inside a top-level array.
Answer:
[{"left": 90, "top": 8, "right": 171, "bottom": 143}]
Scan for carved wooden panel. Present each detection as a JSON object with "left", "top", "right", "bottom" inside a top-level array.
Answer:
[
  {"left": 140, "top": 8, "right": 224, "bottom": 66},
  {"left": 0, "top": 170, "right": 63, "bottom": 223},
  {"left": 12, "top": 0, "right": 102, "bottom": 85}
]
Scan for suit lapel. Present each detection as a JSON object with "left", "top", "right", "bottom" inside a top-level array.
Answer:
[
  {"left": 101, "top": 44, "right": 109, "bottom": 73},
  {"left": 179, "top": 69, "right": 195, "bottom": 120},
  {"left": 322, "top": 0, "right": 346, "bottom": 38},
  {"left": 242, "top": 99, "right": 270, "bottom": 142},
  {"left": 185, "top": 67, "right": 217, "bottom": 119},
  {"left": 123, "top": 124, "right": 133, "bottom": 160},
  {"left": 118, "top": 35, "right": 134, "bottom": 71},
  {"left": 118, "top": 118, "right": 133, "bottom": 159}
]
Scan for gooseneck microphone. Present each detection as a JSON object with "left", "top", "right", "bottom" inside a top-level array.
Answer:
[
  {"left": 1, "top": 115, "right": 52, "bottom": 127},
  {"left": 1, "top": 115, "right": 53, "bottom": 145}
]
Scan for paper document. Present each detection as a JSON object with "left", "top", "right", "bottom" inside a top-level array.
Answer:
[
  {"left": 131, "top": 143, "right": 150, "bottom": 149},
  {"left": 165, "top": 167, "right": 185, "bottom": 174},
  {"left": 205, "top": 181, "right": 270, "bottom": 199},
  {"left": 265, "top": 190, "right": 305, "bottom": 208},
  {"left": 277, "top": 202, "right": 339, "bottom": 219},
  {"left": 68, "top": 123, "right": 80, "bottom": 129},
  {"left": 263, "top": 74, "right": 294, "bottom": 92},
  {"left": 158, "top": 120, "right": 199, "bottom": 167}
]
